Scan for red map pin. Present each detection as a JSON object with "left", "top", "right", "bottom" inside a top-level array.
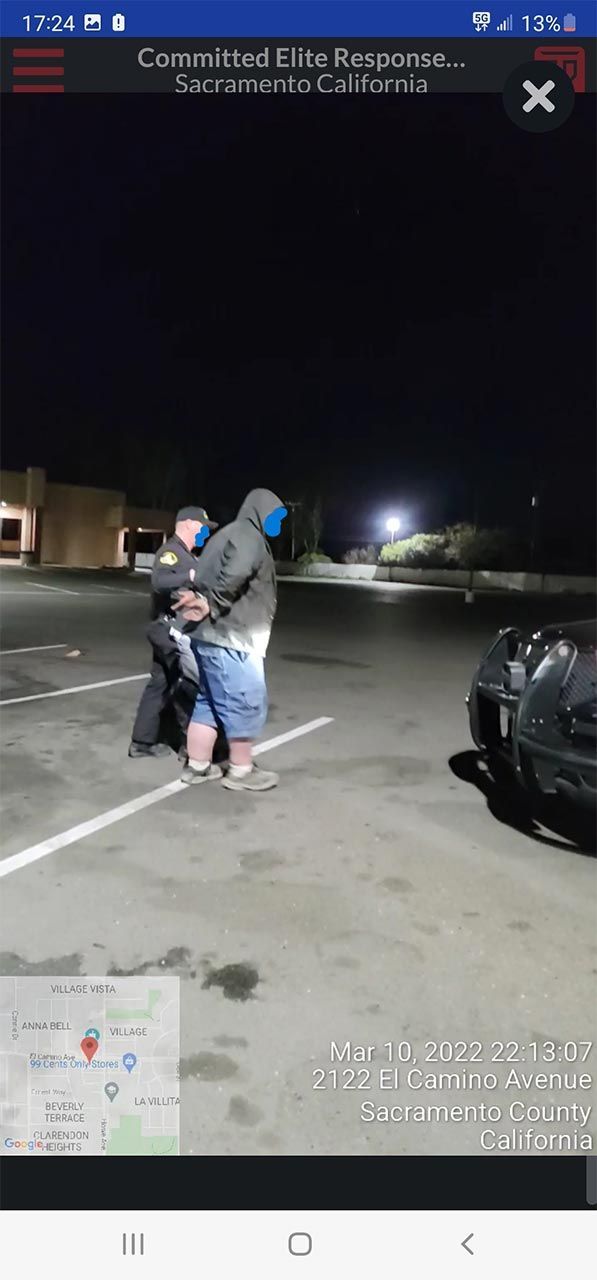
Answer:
[{"left": 81, "top": 1036, "right": 98, "bottom": 1063}]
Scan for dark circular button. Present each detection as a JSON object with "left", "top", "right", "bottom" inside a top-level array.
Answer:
[{"left": 503, "top": 60, "right": 575, "bottom": 132}]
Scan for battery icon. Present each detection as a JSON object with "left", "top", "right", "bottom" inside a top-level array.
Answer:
[
  {"left": 563, "top": 12, "right": 576, "bottom": 31},
  {"left": 112, "top": 13, "right": 126, "bottom": 30}
]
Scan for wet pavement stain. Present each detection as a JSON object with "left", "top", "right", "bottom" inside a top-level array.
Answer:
[
  {"left": 227, "top": 1096, "right": 263, "bottom": 1126},
  {"left": 531, "top": 1032, "right": 563, "bottom": 1050},
  {"left": 240, "top": 851, "right": 285, "bottom": 872},
  {"left": 0, "top": 952, "right": 83, "bottom": 977},
  {"left": 379, "top": 877, "right": 415, "bottom": 894},
  {"left": 202, "top": 962, "right": 260, "bottom": 1002},
  {"left": 180, "top": 1052, "right": 239, "bottom": 1082},
  {"left": 108, "top": 946, "right": 193, "bottom": 977},
  {"left": 214, "top": 1035, "right": 249, "bottom": 1049},
  {"left": 290, "top": 756, "right": 429, "bottom": 785},
  {"left": 508, "top": 920, "right": 533, "bottom": 932},
  {"left": 256, "top": 1131, "right": 283, "bottom": 1151},
  {"left": 281, "top": 652, "right": 371, "bottom": 669}
]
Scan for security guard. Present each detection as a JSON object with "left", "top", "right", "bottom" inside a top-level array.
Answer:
[{"left": 128, "top": 505, "right": 218, "bottom": 757}]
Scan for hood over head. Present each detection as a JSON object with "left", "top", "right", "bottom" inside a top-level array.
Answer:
[{"left": 237, "top": 488, "right": 284, "bottom": 534}]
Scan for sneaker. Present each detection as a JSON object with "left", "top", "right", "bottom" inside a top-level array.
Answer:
[
  {"left": 222, "top": 765, "right": 279, "bottom": 792},
  {"left": 128, "top": 741, "right": 171, "bottom": 759},
  {"left": 177, "top": 745, "right": 189, "bottom": 764},
  {"left": 180, "top": 762, "right": 223, "bottom": 785}
]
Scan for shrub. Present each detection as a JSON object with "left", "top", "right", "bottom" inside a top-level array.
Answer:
[
  {"left": 444, "top": 523, "right": 517, "bottom": 569},
  {"left": 342, "top": 545, "right": 378, "bottom": 565},
  {"left": 380, "top": 524, "right": 519, "bottom": 569},
  {"left": 297, "top": 550, "right": 333, "bottom": 565},
  {"left": 379, "top": 531, "right": 447, "bottom": 567}
]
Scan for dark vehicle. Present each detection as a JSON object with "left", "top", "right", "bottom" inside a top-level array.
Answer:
[{"left": 467, "top": 619, "right": 596, "bottom": 812}]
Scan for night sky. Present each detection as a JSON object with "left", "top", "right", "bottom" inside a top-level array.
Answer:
[{"left": 2, "top": 93, "right": 595, "bottom": 564}]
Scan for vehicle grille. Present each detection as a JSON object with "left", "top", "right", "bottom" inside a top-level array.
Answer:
[{"left": 560, "top": 650, "right": 597, "bottom": 710}]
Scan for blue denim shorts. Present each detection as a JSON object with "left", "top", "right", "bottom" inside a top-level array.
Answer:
[{"left": 190, "top": 641, "right": 268, "bottom": 739}]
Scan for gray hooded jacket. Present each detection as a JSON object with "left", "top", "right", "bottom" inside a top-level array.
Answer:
[{"left": 189, "top": 488, "right": 282, "bottom": 657}]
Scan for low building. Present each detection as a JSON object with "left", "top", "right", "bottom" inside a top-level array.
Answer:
[{"left": 0, "top": 466, "right": 174, "bottom": 568}]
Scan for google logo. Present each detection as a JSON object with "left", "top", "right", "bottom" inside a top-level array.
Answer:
[{"left": 4, "top": 1139, "right": 43, "bottom": 1150}]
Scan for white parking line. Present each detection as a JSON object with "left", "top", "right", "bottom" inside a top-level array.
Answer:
[
  {"left": 0, "top": 591, "right": 73, "bottom": 597},
  {"left": 1, "top": 643, "right": 69, "bottom": 655},
  {"left": 0, "top": 673, "right": 148, "bottom": 706},
  {"left": 0, "top": 716, "right": 334, "bottom": 878},
  {"left": 0, "top": 590, "right": 144, "bottom": 599},
  {"left": 28, "top": 581, "right": 80, "bottom": 596}
]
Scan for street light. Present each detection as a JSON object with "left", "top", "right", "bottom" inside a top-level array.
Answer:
[
  {"left": 386, "top": 516, "right": 401, "bottom": 544},
  {"left": 285, "top": 500, "right": 302, "bottom": 561}
]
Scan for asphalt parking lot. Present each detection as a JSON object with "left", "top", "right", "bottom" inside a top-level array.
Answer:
[{"left": 1, "top": 564, "right": 595, "bottom": 1155}]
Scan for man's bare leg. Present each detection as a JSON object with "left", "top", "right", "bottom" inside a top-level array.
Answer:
[
  {"left": 224, "top": 737, "right": 278, "bottom": 791},
  {"left": 182, "top": 723, "right": 221, "bottom": 783},
  {"left": 228, "top": 738, "right": 253, "bottom": 767},
  {"left": 187, "top": 722, "right": 218, "bottom": 766}
]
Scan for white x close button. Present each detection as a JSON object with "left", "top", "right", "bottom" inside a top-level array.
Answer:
[
  {"left": 503, "top": 60, "right": 575, "bottom": 132},
  {"left": 522, "top": 77, "right": 556, "bottom": 112}
]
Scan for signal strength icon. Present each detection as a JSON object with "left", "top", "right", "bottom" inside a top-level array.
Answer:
[{"left": 497, "top": 14, "right": 513, "bottom": 30}]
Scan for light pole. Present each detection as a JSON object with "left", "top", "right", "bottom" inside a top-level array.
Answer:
[
  {"left": 386, "top": 516, "right": 401, "bottom": 544},
  {"left": 530, "top": 492, "right": 539, "bottom": 571},
  {"left": 286, "top": 501, "right": 302, "bottom": 561}
]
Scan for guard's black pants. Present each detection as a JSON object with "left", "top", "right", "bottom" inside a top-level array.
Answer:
[{"left": 131, "top": 651, "right": 171, "bottom": 747}]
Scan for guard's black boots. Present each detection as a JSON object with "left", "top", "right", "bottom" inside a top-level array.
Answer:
[{"left": 128, "top": 741, "right": 171, "bottom": 759}]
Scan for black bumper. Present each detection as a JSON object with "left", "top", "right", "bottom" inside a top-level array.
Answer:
[{"left": 467, "top": 628, "right": 597, "bottom": 809}]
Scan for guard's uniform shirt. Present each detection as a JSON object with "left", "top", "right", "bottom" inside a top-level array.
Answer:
[
  {"left": 150, "top": 534, "right": 197, "bottom": 620},
  {"left": 131, "top": 534, "right": 199, "bottom": 748}
]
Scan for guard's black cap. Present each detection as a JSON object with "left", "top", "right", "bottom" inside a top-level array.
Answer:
[{"left": 176, "top": 505, "right": 218, "bottom": 529}]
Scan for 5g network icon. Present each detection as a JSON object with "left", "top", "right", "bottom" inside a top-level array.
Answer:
[{"left": 472, "top": 10, "right": 491, "bottom": 30}]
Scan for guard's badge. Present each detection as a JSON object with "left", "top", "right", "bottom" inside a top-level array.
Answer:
[{"left": 159, "top": 551, "right": 178, "bottom": 565}]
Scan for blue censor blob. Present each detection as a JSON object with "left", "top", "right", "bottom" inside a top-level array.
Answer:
[
  {"left": 194, "top": 524, "right": 211, "bottom": 549},
  {"left": 263, "top": 506, "right": 288, "bottom": 538}
]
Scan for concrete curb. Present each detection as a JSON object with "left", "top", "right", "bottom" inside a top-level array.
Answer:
[{"left": 275, "top": 562, "right": 596, "bottom": 596}]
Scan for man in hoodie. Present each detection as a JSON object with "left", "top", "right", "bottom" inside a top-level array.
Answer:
[{"left": 172, "top": 488, "right": 287, "bottom": 792}]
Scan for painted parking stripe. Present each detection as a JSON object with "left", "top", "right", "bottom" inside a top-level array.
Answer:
[
  {"left": 28, "top": 581, "right": 80, "bottom": 596},
  {"left": 0, "top": 590, "right": 145, "bottom": 598},
  {"left": 0, "top": 593, "right": 79, "bottom": 599},
  {"left": 0, "top": 716, "right": 334, "bottom": 878},
  {"left": 0, "top": 673, "right": 148, "bottom": 706},
  {"left": 1, "top": 643, "right": 69, "bottom": 655},
  {"left": 93, "top": 585, "right": 143, "bottom": 594}
]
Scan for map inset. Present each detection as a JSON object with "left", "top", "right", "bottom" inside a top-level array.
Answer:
[{"left": 0, "top": 976, "right": 179, "bottom": 1155}]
